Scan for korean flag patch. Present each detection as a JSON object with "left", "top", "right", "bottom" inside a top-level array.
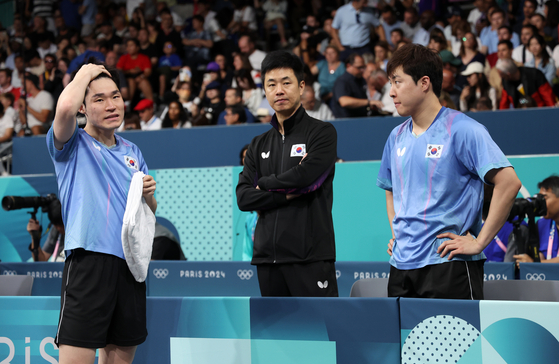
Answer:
[
  {"left": 290, "top": 144, "right": 306, "bottom": 157},
  {"left": 124, "top": 156, "right": 139, "bottom": 170},
  {"left": 425, "top": 144, "right": 444, "bottom": 158}
]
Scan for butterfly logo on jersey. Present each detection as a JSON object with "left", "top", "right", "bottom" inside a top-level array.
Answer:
[
  {"left": 425, "top": 144, "right": 444, "bottom": 158},
  {"left": 261, "top": 151, "right": 270, "bottom": 159},
  {"left": 92, "top": 141, "right": 101, "bottom": 152},
  {"left": 290, "top": 144, "right": 306, "bottom": 157},
  {"left": 124, "top": 156, "right": 139, "bottom": 170},
  {"left": 397, "top": 147, "right": 406, "bottom": 157}
]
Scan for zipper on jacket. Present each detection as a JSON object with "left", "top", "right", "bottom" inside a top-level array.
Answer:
[{"left": 271, "top": 133, "right": 285, "bottom": 263}]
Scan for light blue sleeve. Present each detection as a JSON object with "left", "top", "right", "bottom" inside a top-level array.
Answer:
[
  {"left": 46, "top": 122, "right": 79, "bottom": 162},
  {"left": 376, "top": 129, "right": 396, "bottom": 191},
  {"left": 454, "top": 119, "right": 511, "bottom": 183}
]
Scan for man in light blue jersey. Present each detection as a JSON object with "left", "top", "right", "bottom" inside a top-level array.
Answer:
[
  {"left": 377, "top": 44, "right": 521, "bottom": 299},
  {"left": 47, "top": 59, "right": 156, "bottom": 364}
]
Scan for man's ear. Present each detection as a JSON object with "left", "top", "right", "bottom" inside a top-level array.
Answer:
[
  {"left": 78, "top": 103, "right": 86, "bottom": 116},
  {"left": 299, "top": 80, "right": 305, "bottom": 95},
  {"left": 420, "top": 76, "right": 431, "bottom": 93}
]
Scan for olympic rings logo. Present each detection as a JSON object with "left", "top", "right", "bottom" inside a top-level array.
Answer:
[
  {"left": 525, "top": 273, "right": 546, "bottom": 281},
  {"left": 336, "top": 270, "right": 341, "bottom": 279},
  {"left": 153, "top": 269, "right": 169, "bottom": 279},
  {"left": 237, "top": 269, "right": 254, "bottom": 280},
  {"left": 2, "top": 271, "right": 17, "bottom": 275}
]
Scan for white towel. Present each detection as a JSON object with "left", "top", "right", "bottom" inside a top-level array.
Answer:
[{"left": 121, "top": 171, "right": 155, "bottom": 282}]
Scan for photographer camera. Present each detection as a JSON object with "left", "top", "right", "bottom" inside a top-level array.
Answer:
[
  {"left": 513, "top": 176, "right": 559, "bottom": 265},
  {"left": 2, "top": 194, "right": 65, "bottom": 262}
]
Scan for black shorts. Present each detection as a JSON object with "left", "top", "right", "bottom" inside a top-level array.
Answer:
[
  {"left": 55, "top": 249, "right": 147, "bottom": 348},
  {"left": 257, "top": 260, "right": 339, "bottom": 297},
  {"left": 388, "top": 260, "right": 484, "bottom": 300}
]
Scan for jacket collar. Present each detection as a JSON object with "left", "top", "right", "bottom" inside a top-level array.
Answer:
[{"left": 270, "top": 104, "right": 304, "bottom": 135}]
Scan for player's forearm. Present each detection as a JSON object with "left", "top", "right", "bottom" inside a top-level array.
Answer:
[
  {"left": 386, "top": 190, "right": 396, "bottom": 239},
  {"left": 477, "top": 169, "right": 521, "bottom": 249},
  {"left": 145, "top": 195, "right": 157, "bottom": 214}
]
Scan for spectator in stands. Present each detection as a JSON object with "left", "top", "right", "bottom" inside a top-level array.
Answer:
[
  {"left": 113, "top": 15, "right": 129, "bottom": 39},
  {"left": 238, "top": 35, "right": 267, "bottom": 71},
  {"left": 390, "top": 29, "right": 405, "bottom": 52},
  {"left": 496, "top": 58, "right": 556, "bottom": 108},
  {"left": 63, "top": 39, "right": 106, "bottom": 87},
  {"left": 0, "top": 69, "right": 21, "bottom": 103},
  {"left": 25, "top": 50, "right": 46, "bottom": 77},
  {"left": 117, "top": 38, "right": 154, "bottom": 102},
  {"left": 97, "top": 21, "right": 123, "bottom": 54},
  {"left": 17, "top": 73, "right": 53, "bottom": 135},
  {"left": 545, "top": 1, "right": 559, "bottom": 45},
  {"left": 0, "top": 102, "right": 14, "bottom": 152},
  {"left": 310, "top": 45, "right": 345, "bottom": 103},
  {"left": 235, "top": 68, "right": 263, "bottom": 116},
  {"left": 370, "top": 69, "right": 397, "bottom": 115},
  {"left": 332, "top": 0, "right": 384, "bottom": 61},
  {"left": 468, "top": 0, "right": 490, "bottom": 35},
  {"left": 155, "top": 9, "right": 183, "bottom": 56},
  {"left": 401, "top": 7, "right": 421, "bottom": 41},
  {"left": 229, "top": 0, "right": 258, "bottom": 36},
  {"left": 37, "top": 33, "right": 57, "bottom": 60},
  {"left": 223, "top": 103, "right": 247, "bottom": 125},
  {"left": 513, "top": 24, "right": 539, "bottom": 65},
  {"left": 525, "top": 34, "right": 556, "bottom": 84},
  {"left": 459, "top": 62, "right": 496, "bottom": 111},
  {"left": 444, "top": 6, "right": 463, "bottom": 43},
  {"left": 157, "top": 41, "right": 182, "bottom": 99},
  {"left": 0, "top": 93, "right": 17, "bottom": 134},
  {"left": 236, "top": 50, "right": 338, "bottom": 297},
  {"left": 331, "top": 53, "right": 372, "bottom": 118},
  {"left": 456, "top": 32, "right": 485, "bottom": 87},
  {"left": 530, "top": 14, "right": 549, "bottom": 42},
  {"left": 442, "top": 68, "right": 461, "bottom": 108},
  {"left": 182, "top": 15, "right": 213, "bottom": 72},
  {"left": 11, "top": 54, "right": 25, "bottom": 89},
  {"left": 427, "top": 33, "right": 446, "bottom": 54},
  {"left": 301, "top": 85, "right": 334, "bottom": 121},
  {"left": 375, "top": 41, "right": 390, "bottom": 71},
  {"left": 79, "top": 0, "right": 97, "bottom": 37},
  {"left": 259, "top": 0, "right": 288, "bottom": 48},
  {"left": 122, "top": 112, "right": 142, "bottom": 130},
  {"left": 134, "top": 99, "right": 162, "bottom": 131},
  {"left": 40, "top": 53, "right": 63, "bottom": 106},
  {"left": 201, "top": 81, "right": 225, "bottom": 125},
  {"left": 26, "top": 198, "right": 65, "bottom": 262},
  {"left": 232, "top": 52, "right": 260, "bottom": 88},
  {"left": 138, "top": 28, "right": 160, "bottom": 68},
  {"left": 217, "top": 88, "right": 256, "bottom": 125},
  {"left": 513, "top": 0, "right": 538, "bottom": 34},
  {"left": 162, "top": 100, "right": 191, "bottom": 128},
  {"left": 380, "top": 6, "right": 402, "bottom": 49},
  {"left": 514, "top": 176, "right": 559, "bottom": 264},
  {"left": 488, "top": 40, "right": 517, "bottom": 100},
  {"left": 413, "top": 10, "right": 441, "bottom": 46},
  {"left": 480, "top": 8, "right": 519, "bottom": 56},
  {"left": 28, "top": 16, "right": 55, "bottom": 50},
  {"left": 378, "top": 43, "right": 521, "bottom": 300},
  {"left": 214, "top": 54, "right": 234, "bottom": 88}
]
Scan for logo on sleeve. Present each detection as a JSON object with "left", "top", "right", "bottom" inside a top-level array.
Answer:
[
  {"left": 261, "top": 151, "right": 270, "bottom": 159},
  {"left": 290, "top": 144, "right": 306, "bottom": 157},
  {"left": 425, "top": 144, "right": 444, "bottom": 158},
  {"left": 124, "top": 156, "right": 139, "bottom": 170}
]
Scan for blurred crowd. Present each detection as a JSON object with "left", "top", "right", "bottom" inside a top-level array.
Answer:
[{"left": 0, "top": 0, "right": 558, "bottom": 140}]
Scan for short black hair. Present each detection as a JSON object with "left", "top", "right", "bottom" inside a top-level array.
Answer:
[
  {"left": 345, "top": 52, "right": 362, "bottom": 67},
  {"left": 538, "top": 175, "right": 559, "bottom": 197},
  {"left": 126, "top": 38, "right": 140, "bottom": 48},
  {"left": 387, "top": 43, "right": 443, "bottom": 98},
  {"left": 239, "top": 144, "right": 249, "bottom": 165},
  {"left": 227, "top": 87, "right": 243, "bottom": 99},
  {"left": 0, "top": 68, "right": 12, "bottom": 79},
  {"left": 497, "top": 39, "right": 513, "bottom": 50},
  {"left": 228, "top": 104, "right": 247, "bottom": 123},
  {"left": 193, "top": 14, "right": 205, "bottom": 23},
  {"left": 391, "top": 28, "right": 404, "bottom": 38},
  {"left": 261, "top": 50, "right": 305, "bottom": 84},
  {"left": 498, "top": 25, "right": 512, "bottom": 34},
  {"left": 70, "top": 57, "right": 121, "bottom": 104}
]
